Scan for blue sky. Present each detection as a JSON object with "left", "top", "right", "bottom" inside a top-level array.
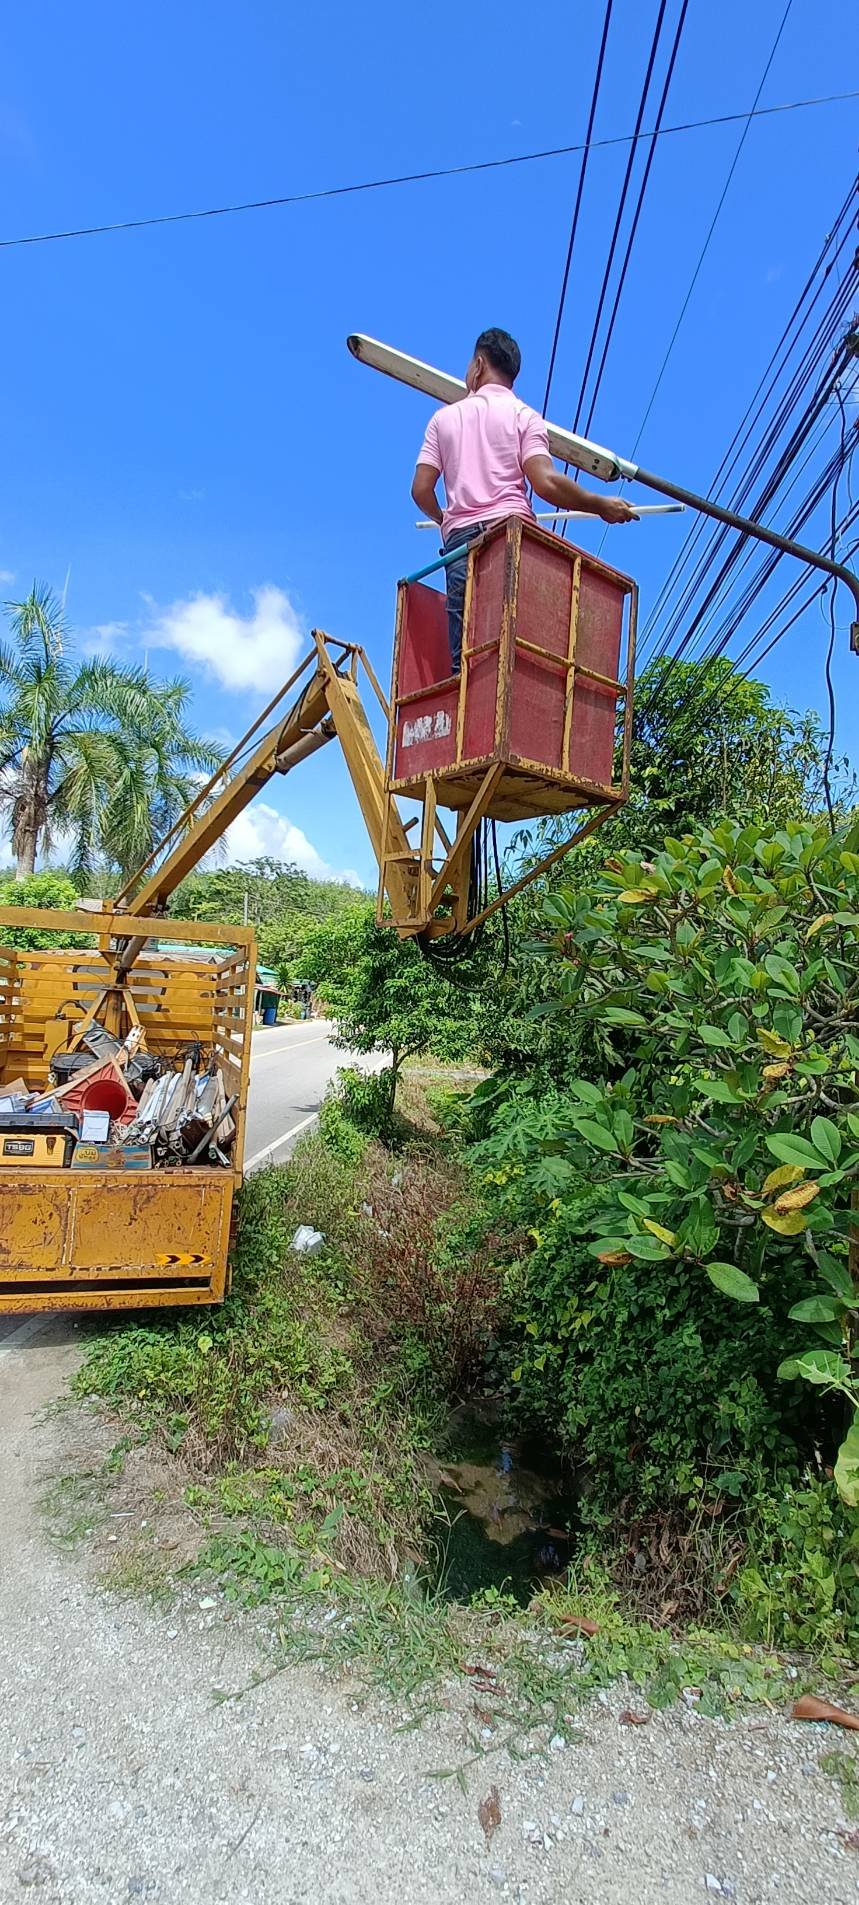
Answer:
[{"left": 2, "top": 1, "right": 856, "bottom": 888}]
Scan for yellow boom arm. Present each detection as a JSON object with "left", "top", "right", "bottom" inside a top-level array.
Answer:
[{"left": 113, "top": 634, "right": 417, "bottom": 962}]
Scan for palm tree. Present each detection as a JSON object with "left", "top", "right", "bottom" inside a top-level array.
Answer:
[
  {"left": 98, "top": 672, "right": 222, "bottom": 882},
  {"left": 0, "top": 583, "right": 221, "bottom": 880}
]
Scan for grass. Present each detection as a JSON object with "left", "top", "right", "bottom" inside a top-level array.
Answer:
[
  {"left": 72, "top": 1134, "right": 444, "bottom": 1581},
  {"left": 101, "top": 1547, "right": 175, "bottom": 1606},
  {"left": 191, "top": 1531, "right": 799, "bottom": 1778},
  {"left": 41, "top": 1471, "right": 108, "bottom": 1549},
  {"left": 820, "top": 1750, "right": 859, "bottom": 1820},
  {"left": 63, "top": 1092, "right": 856, "bottom": 1731}
]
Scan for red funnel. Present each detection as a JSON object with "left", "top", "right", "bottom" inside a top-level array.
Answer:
[{"left": 79, "top": 1076, "right": 130, "bottom": 1120}]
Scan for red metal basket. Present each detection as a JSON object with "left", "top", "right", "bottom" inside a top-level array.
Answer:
[{"left": 388, "top": 517, "right": 636, "bottom": 823}]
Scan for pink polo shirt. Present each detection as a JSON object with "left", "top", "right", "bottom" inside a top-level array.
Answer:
[{"left": 417, "top": 382, "right": 550, "bottom": 535}]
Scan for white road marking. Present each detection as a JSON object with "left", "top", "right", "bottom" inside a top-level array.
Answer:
[
  {"left": 251, "top": 1033, "right": 332, "bottom": 1062},
  {"left": 245, "top": 1111, "right": 319, "bottom": 1171},
  {"left": 0, "top": 1316, "right": 53, "bottom": 1362}
]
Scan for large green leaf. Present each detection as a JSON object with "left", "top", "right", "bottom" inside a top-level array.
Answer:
[
  {"left": 809, "top": 1115, "right": 841, "bottom": 1164},
  {"left": 698, "top": 1024, "right": 733, "bottom": 1047},
  {"left": 793, "top": 1349, "right": 851, "bottom": 1387},
  {"left": 692, "top": 1076, "right": 744, "bottom": 1104},
  {"left": 706, "top": 1262, "right": 760, "bottom": 1303},
  {"left": 763, "top": 953, "right": 801, "bottom": 993},
  {"left": 788, "top": 1295, "right": 842, "bottom": 1323},
  {"left": 765, "top": 1133, "right": 828, "bottom": 1170},
  {"left": 568, "top": 1079, "right": 604, "bottom": 1106},
  {"left": 818, "top": 1257, "right": 856, "bottom": 1302},
  {"left": 625, "top": 1233, "right": 672, "bottom": 1261},
  {"left": 574, "top": 1118, "right": 620, "bottom": 1153},
  {"left": 834, "top": 1420, "right": 859, "bottom": 1509}
]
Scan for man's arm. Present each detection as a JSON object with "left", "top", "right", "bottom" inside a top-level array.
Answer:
[
  {"left": 412, "top": 462, "right": 443, "bottom": 528},
  {"left": 523, "top": 453, "right": 638, "bottom": 525}
]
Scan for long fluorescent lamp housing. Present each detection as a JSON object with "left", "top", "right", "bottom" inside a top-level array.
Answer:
[{"left": 347, "top": 332, "right": 859, "bottom": 652}]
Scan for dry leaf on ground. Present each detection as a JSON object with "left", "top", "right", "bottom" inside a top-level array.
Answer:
[
  {"left": 792, "top": 1695, "right": 859, "bottom": 1731},
  {"left": 478, "top": 1786, "right": 501, "bottom": 1845}
]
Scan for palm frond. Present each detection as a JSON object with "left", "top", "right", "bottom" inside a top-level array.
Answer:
[{"left": 6, "top": 583, "right": 66, "bottom": 662}]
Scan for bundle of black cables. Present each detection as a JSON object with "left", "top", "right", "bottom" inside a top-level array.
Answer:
[{"left": 419, "top": 817, "right": 510, "bottom": 986}]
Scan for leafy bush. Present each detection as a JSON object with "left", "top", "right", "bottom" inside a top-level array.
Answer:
[
  {"left": 505, "top": 1186, "right": 812, "bottom": 1513},
  {"left": 734, "top": 1477, "right": 859, "bottom": 1656},
  {"left": 334, "top": 1065, "right": 397, "bottom": 1139},
  {"left": 318, "top": 1091, "right": 369, "bottom": 1164},
  {"left": 536, "top": 817, "right": 858, "bottom": 1499}
]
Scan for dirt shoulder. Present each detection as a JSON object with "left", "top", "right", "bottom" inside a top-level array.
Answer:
[{"left": 1, "top": 1322, "right": 857, "bottom": 1905}]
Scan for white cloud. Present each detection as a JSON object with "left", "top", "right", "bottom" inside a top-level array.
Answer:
[
  {"left": 0, "top": 569, "right": 15, "bottom": 585},
  {"left": 82, "top": 620, "right": 130, "bottom": 655},
  {"left": 223, "top": 800, "right": 363, "bottom": 888},
  {"left": 144, "top": 584, "right": 304, "bottom": 694}
]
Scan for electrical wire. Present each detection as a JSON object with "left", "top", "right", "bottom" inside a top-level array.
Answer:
[
  {"left": 623, "top": 0, "right": 796, "bottom": 460},
  {"left": 8, "top": 88, "right": 850, "bottom": 252},
  {"left": 637, "top": 308, "right": 858, "bottom": 721},
  {"left": 822, "top": 384, "right": 850, "bottom": 827},
  {"left": 554, "top": 0, "right": 690, "bottom": 538},
  {"left": 541, "top": 0, "right": 616, "bottom": 418},
  {"left": 419, "top": 816, "right": 510, "bottom": 980},
  {"left": 634, "top": 200, "right": 857, "bottom": 664},
  {"left": 655, "top": 384, "right": 852, "bottom": 684},
  {"left": 569, "top": 0, "right": 670, "bottom": 435},
  {"left": 643, "top": 472, "right": 858, "bottom": 768},
  {"left": 578, "top": 0, "right": 691, "bottom": 444}
]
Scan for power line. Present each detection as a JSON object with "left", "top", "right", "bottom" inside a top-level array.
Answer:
[
  {"left": 579, "top": 0, "right": 691, "bottom": 443},
  {"left": 569, "top": 0, "right": 670, "bottom": 434},
  {"left": 635, "top": 217, "right": 857, "bottom": 698},
  {"left": 641, "top": 388, "right": 855, "bottom": 728},
  {"left": 631, "top": 304, "right": 859, "bottom": 763},
  {"left": 822, "top": 385, "right": 850, "bottom": 825},
  {"left": 556, "top": 0, "right": 689, "bottom": 539},
  {"left": 642, "top": 476, "right": 859, "bottom": 761},
  {"left": 623, "top": 0, "right": 796, "bottom": 462},
  {"left": 634, "top": 203, "right": 857, "bottom": 664},
  {"left": 541, "top": 1, "right": 616, "bottom": 419},
  {"left": 1, "top": 88, "right": 856, "bottom": 253},
  {"left": 650, "top": 333, "right": 855, "bottom": 689}
]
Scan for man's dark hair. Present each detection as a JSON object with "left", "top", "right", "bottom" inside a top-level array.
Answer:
[{"left": 474, "top": 328, "right": 521, "bottom": 383}]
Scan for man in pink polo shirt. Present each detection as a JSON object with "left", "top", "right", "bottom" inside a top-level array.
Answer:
[{"left": 411, "top": 326, "right": 637, "bottom": 673}]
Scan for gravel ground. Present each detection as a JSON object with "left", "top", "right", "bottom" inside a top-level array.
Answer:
[{"left": 1, "top": 1320, "right": 858, "bottom": 1905}]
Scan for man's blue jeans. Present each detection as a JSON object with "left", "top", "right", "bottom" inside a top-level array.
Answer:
[{"left": 442, "top": 520, "right": 489, "bottom": 674}]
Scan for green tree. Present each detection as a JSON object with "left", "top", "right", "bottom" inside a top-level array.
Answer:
[
  {"left": 301, "top": 901, "right": 483, "bottom": 1106},
  {"left": 480, "top": 661, "right": 853, "bottom": 1090},
  {"left": 0, "top": 584, "right": 219, "bottom": 879},
  {"left": 169, "top": 859, "right": 363, "bottom": 986},
  {"left": 0, "top": 870, "right": 90, "bottom": 949},
  {"left": 627, "top": 657, "right": 853, "bottom": 838}
]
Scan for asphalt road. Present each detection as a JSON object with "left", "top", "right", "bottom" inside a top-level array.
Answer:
[
  {"left": 243, "top": 1016, "right": 356, "bottom": 1169},
  {"left": 0, "top": 1019, "right": 362, "bottom": 1344}
]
